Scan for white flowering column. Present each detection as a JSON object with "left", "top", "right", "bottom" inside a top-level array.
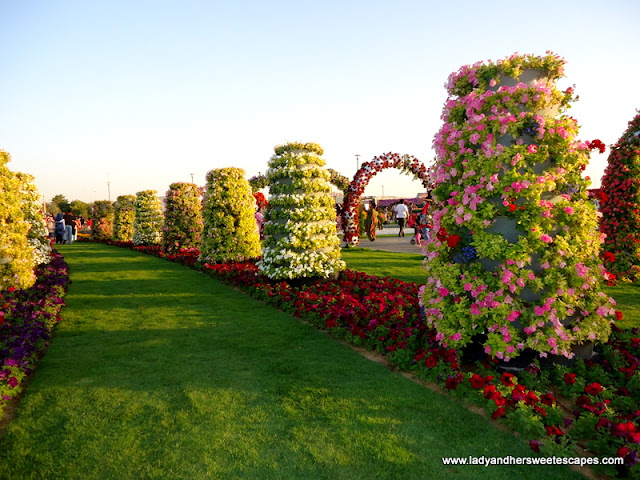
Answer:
[
  {"left": 258, "top": 142, "right": 345, "bottom": 280},
  {"left": 17, "top": 173, "right": 51, "bottom": 265},
  {"left": 421, "top": 53, "right": 616, "bottom": 364},
  {"left": 133, "top": 190, "right": 163, "bottom": 246}
]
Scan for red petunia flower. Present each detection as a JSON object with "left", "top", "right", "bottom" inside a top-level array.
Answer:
[
  {"left": 492, "top": 407, "right": 506, "bottom": 419},
  {"left": 446, "top": 235, "right": 461, "bottom": 248},
  {"left": 524, "top": 391, "right": 539, "bottom": 406},
  {"left": 615, "top": 311, "right": 624, "bottom": 321},
  {"left": 529, "top": 440, "right": 541, "bottom": 453},
  {"left": 540, "top": 393, "right": 555, "bottom": 406},
  {"left": 563, "top": 373, "right": 577, "bottom": 385},
  {"left": 584, "top": 382, "right": 604, "bottom": 395},
  {"left": 545, "top": 425, "right": 564, "bottom": 437},
  {"left": 602, "top": 251, "right": 616, "bottom": 262},
  {"left": 500, "top": 372, "right": 516, "bottom": 387}
]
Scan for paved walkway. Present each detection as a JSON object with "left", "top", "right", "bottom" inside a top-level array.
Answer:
[{"left": 342, "top": 227, "right": 426, "bottom": 254}]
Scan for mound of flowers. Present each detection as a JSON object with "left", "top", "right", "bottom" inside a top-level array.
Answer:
[
  {"left": 600, "top": 112, "right": 640, "bottom": 282},
  {"left": 0, "top": 250, "right": 70, "bottom": 417},
  {"left": 200, "top": 168, "right": 261, "bottom": 263},
  {"left": 259, "top": 142, "right": 345, "bottom": 280},
  {"left": 113, "top": 195, "right": 136, "bottom": 243},
  {"left": 422, "top": 52, "right": 616, "bottom": 363},
  {"left": 0, "top": 151, "right": 37, "bottom": 290},
  {"left": 90, "top": 200, "right": 115, "bottom": 240},
  {"left": 133, "top": 190, "right": 163, "bottom": 246},
  {"left": 163, "top": 182, "right": 203, "bottom": 254},
  {"left": 17, "top": 173, "right": 52, "bottom": 267}
]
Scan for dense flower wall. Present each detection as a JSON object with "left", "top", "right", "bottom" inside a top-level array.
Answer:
[
  {"left": 599, "top": 112, "right": 640, "bottom": 282},
  {"left": 258, "top": 142, "right": 345, "bottom": 280},
  {"left": 163, "top": 182, "right": 203, "bottom": 254},
  {"left": 199, "top": 168, "right": 261, "bottom": 263},
  {"left": 90, "top": 200, "right": 114, "bottom": 240},
  {"left": 0, "top": 150, "right": 36, "bottom": 291},
  {"left": 133, "top": 190, "right": 163, "bottom": 246},
  {"left": 113, "top": 195, "right": 136, "bottom": 243},
  {"left": 421, "top": 52, "right": 616, "bottom": 362},
  {"left": 17, "top": 172, "right": 51, "bottom": 266}
]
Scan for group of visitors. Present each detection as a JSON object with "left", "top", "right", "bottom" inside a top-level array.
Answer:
[
  {"left": 46, "top": 212, "right": 83, "bottom": 244},
  {"left": 362, "top": 197, "right": 434, "bottom": 245}
]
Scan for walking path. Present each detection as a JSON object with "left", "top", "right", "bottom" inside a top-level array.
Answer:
[{"left": 342, "top": 226, "right": 426, "bottom": 254}]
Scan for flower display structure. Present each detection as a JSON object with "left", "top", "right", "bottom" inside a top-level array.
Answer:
[
  {"left": 113, "top": 195, "right": 136, "bottom": 243},
  {"left": 90, "top": 200, "right": 114, "bottom": 240},
  {"left": 599, "top": 111, "right": 640, "bottom": 282},
  {"left": 342, "top": 153, "right": 430, "bottom": 246},
  {"left": 253, "top": 192, "right": 268, "bottom": 211},
  {"left": 421, "top": 52, "right": 617, "bottom": 362},
  {"left": 163, "top": 182, "right": 203, "bottom": 254},
  {"left": 199, "top": 168, "right": 261, "bottom": 263},
  {"left": 258, "top": 142, "right": 345, "bottom": 280},
  {"left": 17, "top": 172, "right": 52, "bottom": 266},
  {"left": 133, "top": 190, "right": 163, "bottom": 246},
  {"left": 0, "top": 150, "right": 36, "bottom": 291}
]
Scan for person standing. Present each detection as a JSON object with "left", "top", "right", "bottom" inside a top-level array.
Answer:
[
  {"left": 63, "top": 211, "right": 75, "bottom": 244},
  {"left": 393, "top": 199, "right": 409, "bottom": 237},
  {"left": 365, "top": 199, "right": 378, "bottom": 241},
  {"left": 54, "top": 213, "right": 66, "bottom": 244}
]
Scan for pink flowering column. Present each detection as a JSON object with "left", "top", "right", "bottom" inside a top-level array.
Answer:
[{"left": 421, "top": 52, "right": 617, "bottom": 364}]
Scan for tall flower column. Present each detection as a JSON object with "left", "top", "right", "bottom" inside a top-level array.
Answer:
[
  {"left": 163, "top": 182, "right": 203, "bottom": 254},
  {"left": 258, "top": 142, "right": 345, "bottom": 280},
  {"left": 113, "top": 195, "right": 136, "bottom": 242},
  {"left": 421, "top": 52, "right": 617, "bottom": 363},
  {"left": 0, "top": 150, "right": 36, "bottom": 290},
  {"left": 599, "top": 112, "right": 640, "bottom": 281},
  {"left": 199, "top": 168, "right": 260, "bottom": 263},
  {"left": 133, "top": 190, "right": 163, "bottom": 246},
  {"left": 17, "top": 173, "right": 52, "bottom": 265},
  {"left": 90, "top": 201, "right": 114, "bottom": 240}
]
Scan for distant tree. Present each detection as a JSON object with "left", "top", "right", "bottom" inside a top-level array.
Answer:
[
  {"left": 69, "top": 200, "right": 90, "bottom": 218},
  {"left": 50, "top": 194, "right": 70, "bottom": 213},
  {"left": 46, "top": 202, "right": 61, "bottom": 215}
]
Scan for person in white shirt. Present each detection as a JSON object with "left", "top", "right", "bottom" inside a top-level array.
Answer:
[{"left": 393, "top": 199, "right": 410, "bottom": 237}]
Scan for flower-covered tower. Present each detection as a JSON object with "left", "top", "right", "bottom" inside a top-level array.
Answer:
[
  {"left": 163, "top": 182, "right": 203, "bottom": 254},
  {"left": 132, "top": 190, "right": 163, "bottom": 246},
  {"left": 17, "top": 173, "right": 51, "bottom": 265},
  {"left": 599, "top": 112, "right": 640, "bottom": 282},
  {"left": 0, "top": 150, "right": 36, "bottom": 290},
  {"left": 421, "top": 52, "right": 617, "bottom": 363},
  {"left": 113, "top": 195, "right": 136, "bottom": 242},
  {"left": 91, "top": 201, "right": 114, "bottom": 240},
  {"left": 199, "top": 168, "right": 261, "bottom": 263},
  {"left": 258, "top": 142, "right": 345, "bottom": 280}
]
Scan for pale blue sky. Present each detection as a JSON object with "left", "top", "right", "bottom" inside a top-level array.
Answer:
[{"left": 1, "top": 0, "right": 639, "bottom": 203}]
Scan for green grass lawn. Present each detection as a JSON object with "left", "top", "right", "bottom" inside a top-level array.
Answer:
[{"left": 0, "top": 243, "right": 585, "bottom": 480}]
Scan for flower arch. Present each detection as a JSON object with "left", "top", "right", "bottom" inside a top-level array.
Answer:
[{"left": 342, "top": 153, "right": 431, "bottom": 246}]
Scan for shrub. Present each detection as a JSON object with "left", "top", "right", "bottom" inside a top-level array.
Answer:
[{"left": 90, "top": 200, "right": 114, "bottom": 239}]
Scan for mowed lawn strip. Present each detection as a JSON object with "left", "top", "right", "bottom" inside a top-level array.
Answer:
[{"left": 0, "top": 243, "right": 584, "bottom": 480}]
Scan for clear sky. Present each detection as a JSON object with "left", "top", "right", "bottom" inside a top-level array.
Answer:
[{"left": 2, "top": 0, "right": 639, "bottom": 203}]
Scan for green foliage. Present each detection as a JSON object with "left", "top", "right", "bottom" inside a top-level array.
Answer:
[
  {"left": 200, "top": 168, "right": 261, "bottom": 263},
  {"left": 163, "top": 182, "right": 203, "bottom": 254},
  {"left": 132, "top": 190, "right": 163, "bottom": 246},
  {"left": 90, "top": 200, "right": 114, "bottom": 239},
  {"left": 69, "top": 200, "right": 89, "bottom": 218},
  {"left": 50, "top": 194, "right": 70, "bottom": 213},
  {"left": 113, "top": 195, "right": 136, "bottom": 242}
]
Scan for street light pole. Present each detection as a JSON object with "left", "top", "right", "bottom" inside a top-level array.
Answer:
[
  {"left": 190, "top": 173, "right": 194, "bottom": 183},
  {"left": 107, "top": 181, "right": 111, "bottom": 202},
  {"left": 355, "top": 154, "right": 360, "bottom": 171}
]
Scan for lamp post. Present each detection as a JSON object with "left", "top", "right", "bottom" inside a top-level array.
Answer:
[
  {"left": 355, "top": 154, "right": 360, "bottom": 171},
  {"left": 107, "top": 181, "right": 111, "bottom": 202},
  {"left": 190, "top": 173, "right": 194, "bottom": 183},
  {"left": 382, "top": 185, "right": 384, "bottom": 198}
]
